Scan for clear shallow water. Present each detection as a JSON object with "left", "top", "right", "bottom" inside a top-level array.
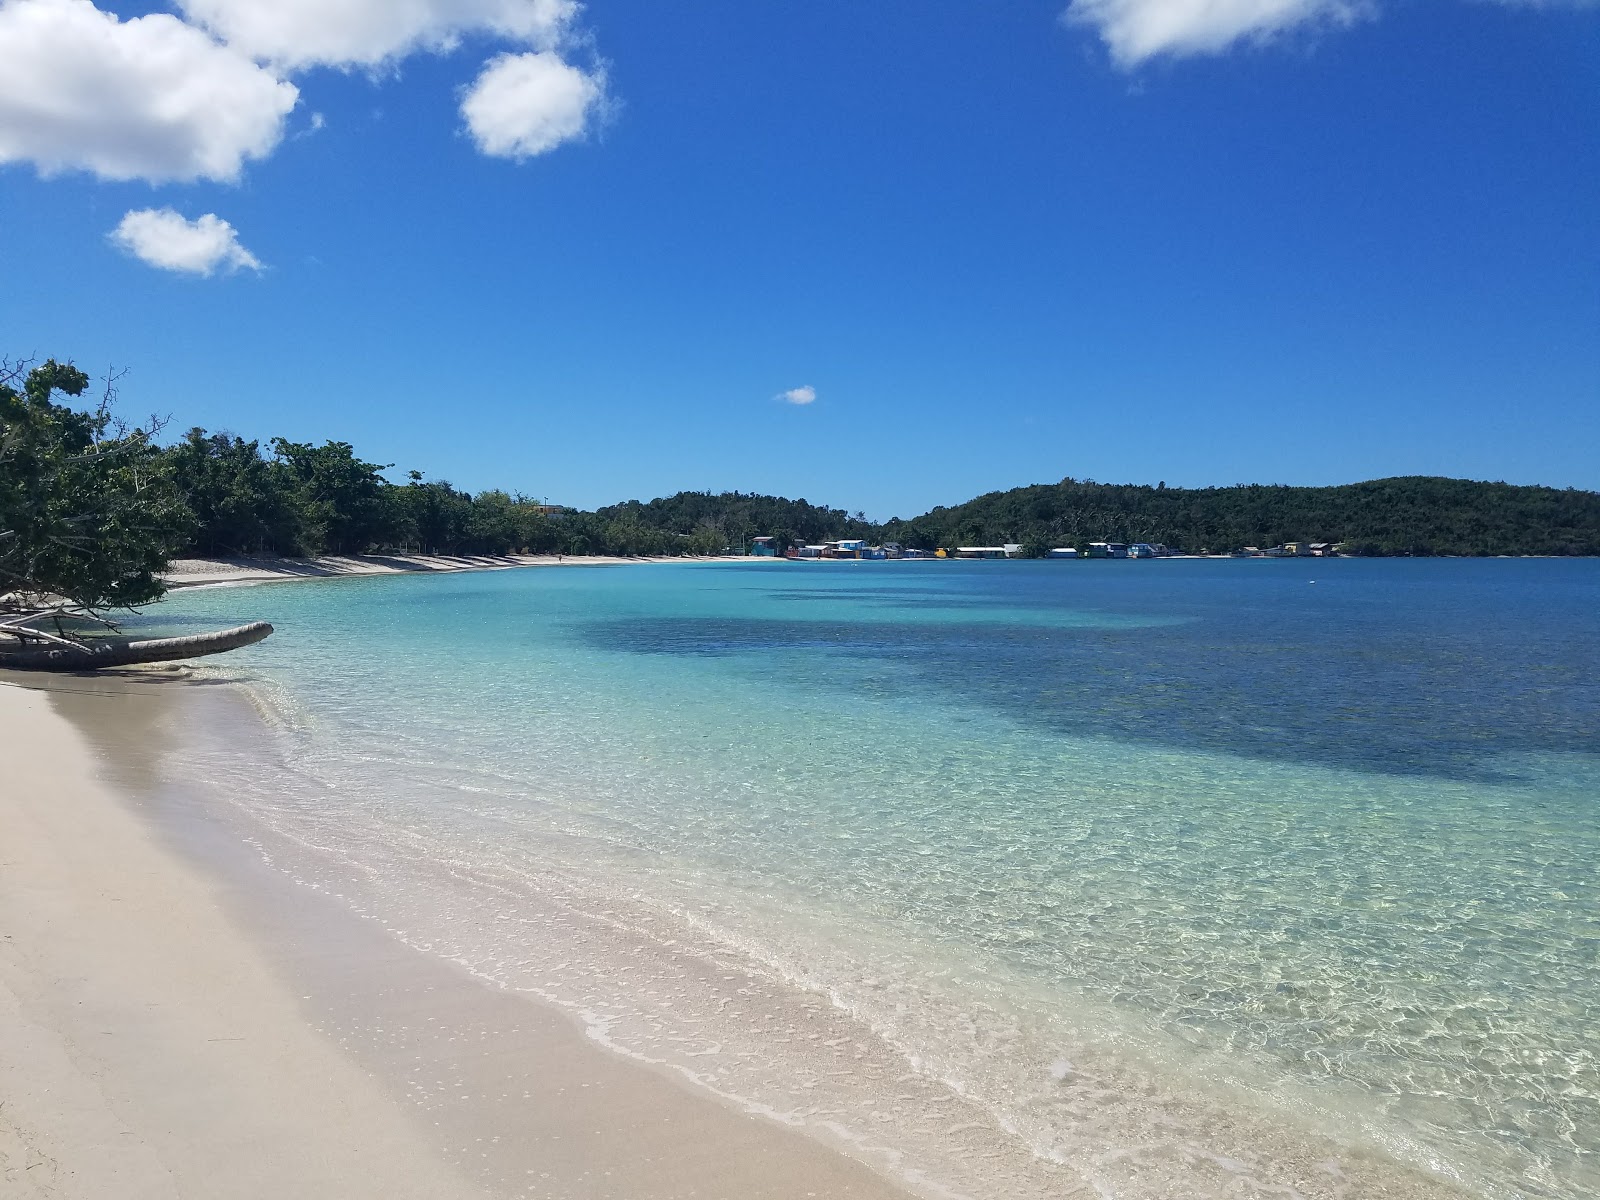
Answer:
[{"left": 146, "top": 560, "right": 1600, "bottom": 1199}]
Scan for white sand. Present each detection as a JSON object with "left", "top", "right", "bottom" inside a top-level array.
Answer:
[
  {"left": 0, "top": 678, "right": 908, "bottom": 1199},
  {"left": 0, "top": 681, "right": 480, "bottom": 1198},
  {"left": 165, "top": 553, "right": 766, "bottom": 589}
]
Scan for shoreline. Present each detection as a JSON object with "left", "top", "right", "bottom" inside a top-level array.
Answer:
[
  {"left": 0, "top": 674, "right": 913, "bottom": 1199},
  {"left": 163, "top": 552, "right": 764, "bottom": 589}
]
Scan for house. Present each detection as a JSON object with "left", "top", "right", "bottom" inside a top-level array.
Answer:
[
  {"left": 1087, "top": 542, "right": 1128, "bottom": 559},
  {"left": 831, "top": 539, "right": 865, "bottom": 559},
  {"left": 1128, "top": 543, "right": 1157, "bottom": 559},
  {"left": 956, "top": 546, "right": 1011, "bottom": 559},
  {"left": 901, "top": 548, "right": 934, "bottom": 559},
  {"left": 794, "top": 545, "right": 826, "bottom": 559},
  {"left": 1283, "top": 542, "right": 1316, "bottom": 557},
  {"left": 1047, "top": 547, "right": 1079, "bottom": 559},
  {"left": 1309, "top": 543, "right": 1335, "bottom": 557},
  {"left": 749, "top": 537, "right": 778, "bottom": 557},
  {"left": 863, "top": 546, "right": 888, "bottom": 560}
]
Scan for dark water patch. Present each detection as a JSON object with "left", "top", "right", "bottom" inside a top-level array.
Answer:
[{"left": 579, "top": 562, "right": 1600, "bottom": 783}]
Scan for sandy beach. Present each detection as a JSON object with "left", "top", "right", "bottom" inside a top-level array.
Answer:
[
  {"left": 164, "top": 553, "right": 763, "bottom": 589},
  {"left": 0, "top": 675, "right": 909, "bottom": 1199}
]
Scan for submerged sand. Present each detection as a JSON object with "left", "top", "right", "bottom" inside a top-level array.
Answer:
[{"left": 0, "top": 676, "right": 909, "bottom": 1199}]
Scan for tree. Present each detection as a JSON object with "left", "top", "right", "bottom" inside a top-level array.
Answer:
[
  {"left": 166, "top": 428, "right": 306, "bottom": 556},
  {"left": 0, "top": 358, "right": 187, "bottom": 639},
  {"left": 269, "top": 438, "right": 397, "bottom": 555}
]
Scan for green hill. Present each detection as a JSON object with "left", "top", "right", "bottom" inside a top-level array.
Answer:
[{"left": 881, "top": 477, "right": 1600, "bottom": 556}]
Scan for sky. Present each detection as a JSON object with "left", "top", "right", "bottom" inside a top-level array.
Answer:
[{"left": 2, "top": 0, "right": 1596, "bottom": 519}]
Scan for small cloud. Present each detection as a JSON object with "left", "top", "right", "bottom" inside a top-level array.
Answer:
[
  {"left": 778, "top": 385, "right": 817, "bottom": 406},
  {"left": 461, "top": 51, "right": 607, "bottom": 160},
  {"left": 289, "top": 111, "right": 325, "bottom": 141},
  {"left": 110, "top": 208, "right": 262, "bottom": 276}
]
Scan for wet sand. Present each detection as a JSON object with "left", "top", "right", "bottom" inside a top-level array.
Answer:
[{"left": 0, "top": 674, "right": 911, "bottom": 1200}]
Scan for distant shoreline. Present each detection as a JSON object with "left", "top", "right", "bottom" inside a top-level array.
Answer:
[{"left": 163, "top": 552, "right": 1588, "bottom": 592}]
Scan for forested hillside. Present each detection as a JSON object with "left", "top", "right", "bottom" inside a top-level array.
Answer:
[
  {"left": 161, "top": 428, "right": 870, "bottom": 558},
  {"left": 883, "top": 477, "right": 1600, "bottom": 557},
  {"left": 10, "top": 359, "right": 1598, "bottom": 569},
  {"left": 153, "top": 433, "right": 1600, "bottom": 559}
]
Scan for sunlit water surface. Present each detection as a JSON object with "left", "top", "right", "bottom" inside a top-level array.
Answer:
[{"left": 145, "top": 559, "right": 1600, "bottom": 1200}]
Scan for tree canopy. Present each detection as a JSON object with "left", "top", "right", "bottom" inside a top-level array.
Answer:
[
  {"left": 0, "top": 359, "right": 186, "bottom": 615},
  {"left": 881, "top": 477, "right": 1600, "bottom": 556}
]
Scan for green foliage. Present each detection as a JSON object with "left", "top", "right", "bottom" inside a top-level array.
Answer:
[
  {"left": 593, "top": 491, "right": 872, "bottom": 553},
  {"left": 143, "top": 421, "right": 1600, "bottom": 564},
  {"left": 268, "top": 438, "right": 399, "bottom": 555},
  {"left": 883, "top": 477, "right": 1600, "bottom": 557},
  {"left": 166, "top": 429, "right": 308, "bottom": 556},
  {"left": 0, "top": 359, "right": 186, "bottom": 612}
]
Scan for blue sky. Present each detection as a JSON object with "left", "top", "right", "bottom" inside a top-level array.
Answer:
[{"left": 2, "top": 0, "right": 1596, "bottom": 518}]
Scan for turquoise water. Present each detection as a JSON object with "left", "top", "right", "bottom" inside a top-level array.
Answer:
[{"left": 148, "top": 560, "right": 1599, "bottom": 1199}]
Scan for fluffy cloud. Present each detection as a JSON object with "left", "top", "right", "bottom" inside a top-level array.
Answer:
[
  {"left": 461, "top": 51, "right": 605, "bottom": 159},
  {"left": 110, "top": 208, "right": 263, "bottom": 276},
  {"left": 779, "top": 386, "right": 817, "bottom": 406},
  {"left": 0, "top": 0, "right": 298, "bottom": 183},
  {"left": 175, "top": 0, "right": 579, "bottom": 70},
  {"left": 1062, "top": 0, "right": 1368, "bottom": 65}
]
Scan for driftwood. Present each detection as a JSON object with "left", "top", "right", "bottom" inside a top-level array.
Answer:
[{"left": 0, "top": 621, "right": 273, "bottom": 672}]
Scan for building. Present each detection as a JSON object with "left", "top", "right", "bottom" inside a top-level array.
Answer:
[
  {"left": 1128, "top": 543, "right": 1157, "bottom": 558},
  {"left": 749, "top": 537, "right": 778, "bottom": 557},
  {"left": 1087, "top": 542, "right": 1129, "bottom": 559},
  {"left": 1283, "top": 542, "right": 1316, "bottom": 557},
  {"left": 1047, "top": 547, "right": 1079, "bottom": 559},
  {"left": 956, "top": 546, "right": 1013, "bottom": 559}
]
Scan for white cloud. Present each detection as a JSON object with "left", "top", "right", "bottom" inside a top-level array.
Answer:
[
  {"left": 0, "top": 0, "right": 297, "bottom": 183},
  {"left": 779, "top": 386, "right": 817, "bottom": 406},
  {"left": 110, "top": 208, "right": 262, "bottom": 276},
  {"left": 461, "top": 51, "right": 605, "bottom": 159},
  {"left": 175, "top": 0, "right": 579, "bottom": 70},
  {"left": 1062, "top": 0, "right": 1368, "bottom": 65}
]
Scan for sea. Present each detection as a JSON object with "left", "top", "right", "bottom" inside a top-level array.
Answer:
[{"left": 140, "top": 558, "right": 1599, "bottom": 1200}]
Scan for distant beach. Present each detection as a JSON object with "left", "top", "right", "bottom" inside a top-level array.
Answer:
[{"left": 163, "top": 552, "right": 767, "bottom": 589}]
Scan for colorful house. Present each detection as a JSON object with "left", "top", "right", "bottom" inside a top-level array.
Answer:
[{"left": 749, "top": 537, "right": 778, "bottom": 557}]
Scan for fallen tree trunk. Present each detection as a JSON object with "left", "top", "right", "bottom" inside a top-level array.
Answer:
[{"left": 0, "top": 621, "right": 273, "bottom": 672}]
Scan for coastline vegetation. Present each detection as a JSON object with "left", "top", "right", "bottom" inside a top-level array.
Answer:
[
  {"left": 6, "top": 358, "right": 1599, "bottom": 630},
  {"left": 164, "top": 430, "right": 1600, "bottom": 559}
]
